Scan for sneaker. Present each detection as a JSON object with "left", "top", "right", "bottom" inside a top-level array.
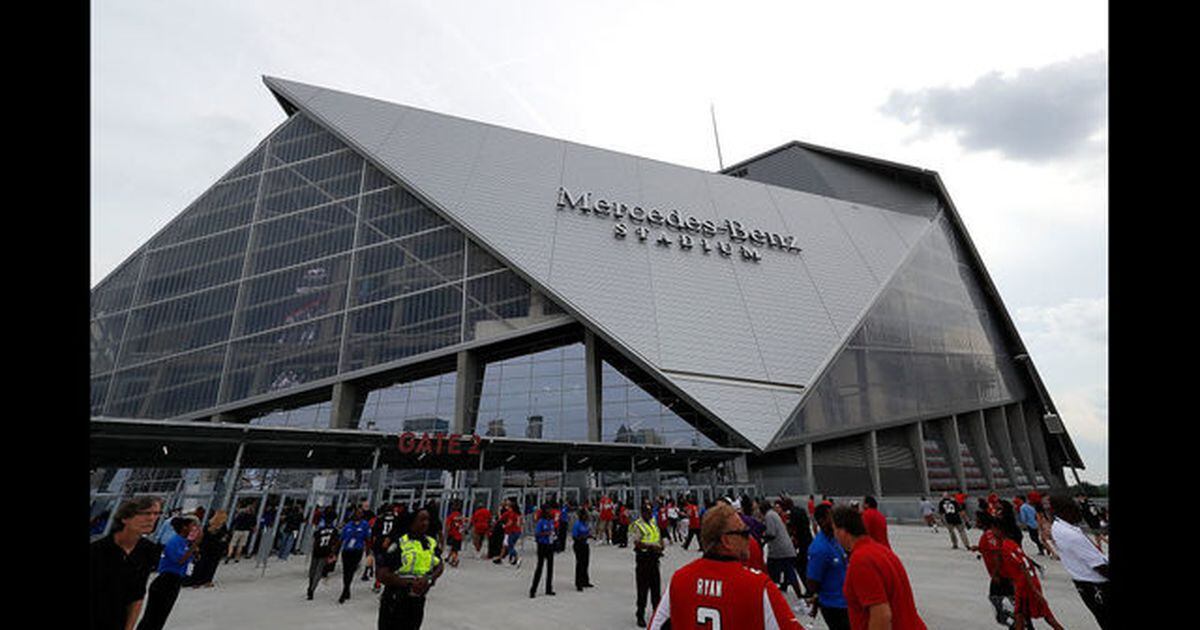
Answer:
[
  {"left": 529, "top": 591, "right": 536, "bottom": 599},
  {"left": 636, "top": 616, "right": 646, "bottom": 628},
  {"left": 306, "top": 591, "right": 313, "bottom": 601},
  {"left": 492, "top": 558, "right": 502, "bottom": 565},
  {"left": 515, "top": 558, "right": 522, "bottom": 569},
  {"left": 372, "top": 584, "right": 380, "bottom": 594}
]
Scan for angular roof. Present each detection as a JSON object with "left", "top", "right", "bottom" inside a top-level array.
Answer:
[{"left": 263, "top": 77, "right": 935, "bottom": 451}]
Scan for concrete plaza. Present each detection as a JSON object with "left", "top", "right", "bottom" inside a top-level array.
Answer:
[{"left": 161, "top": 524, "right": 1102, "bottom": 629}]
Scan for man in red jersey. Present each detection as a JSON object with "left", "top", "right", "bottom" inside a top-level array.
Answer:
[
  {"left": 682, "top": 499, "right": 702, "bottom": 550},
  {"left": 599, "top": 494, "right": 615, "bottom": 545},
  {"left": 470, "top": 503, "right": 492, "bottom": 558},
  {"left": 860, "top": 496, "right": 890, "bottom": 549},
  {"left": 648, "top": 503, "right": 804, "bottom": 630},
  {"left": 444, "top": 501, "right": 465, "bottom": 567},
  {"left": 832, "top": 506, "right": 927, "bottom": 630}
]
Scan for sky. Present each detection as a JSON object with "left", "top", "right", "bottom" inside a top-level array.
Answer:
[{"left": 91, "top": 1, "right": 1108, "bottom": 483}]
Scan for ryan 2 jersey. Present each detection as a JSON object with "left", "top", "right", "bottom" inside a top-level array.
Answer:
[{"left": 649, "top": 556, "right": 805, "bottom": 630}]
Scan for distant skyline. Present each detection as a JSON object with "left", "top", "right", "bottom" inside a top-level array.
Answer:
[{"left": 91, "top": 1, "right": 1107, "bottom": 482}]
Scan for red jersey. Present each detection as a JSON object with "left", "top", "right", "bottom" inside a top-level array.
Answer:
[
  {"left": 618, "top": 506, "right": 630, "bottom": 525},
  {"left": 600, "top": 498, "right": 614, "bottom": 521},
  {"left": 977, "top": 530, "right": 1006, "bottom": 578},
  {"left": 648, "top": 556, "right": 804, "bottom": 630},
  {"left": 502, "top": 509, "right": 522, "bottom": 535},
  {"left": 445, "top": 511, "right": 464, "bottom": 541},
  {"left": 807, "top": 498, "right": 815, "bottom": 515},
  {"left": 743, "top": 536, "right": 766, "bottom": 572},
  {"left": 471, "top": 507, "right": 492, "bottom": 534},
  {"left": 844, "top": 537, "right": 927, "bottom": 630},
  {"left": 1001, "top": 538, "right": 1052, "bottom": 619},
  {"left": 686, "top": 504, "right": 700, "bottom": 528},
  {"left": 861, "top": 507, "right": 891, "bottom": 549}
]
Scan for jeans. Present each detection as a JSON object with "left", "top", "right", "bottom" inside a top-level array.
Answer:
[
  {"left": 279, "top": 530, "right": 297, "bottom": 560},
  {"left": 505, "top": 532, "right": 521, "bottom": 561}
]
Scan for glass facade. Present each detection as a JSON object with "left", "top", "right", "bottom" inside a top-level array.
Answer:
[
  {"left": 475, "top": 343, "right": 588, "bottom": 441},
  {"left": 778, "top": 214, "right": 1027, "bottom": 441},
  {"left": 601, "top": 358, "right": 719, "bottom": 449},
  {"left": 90, "top": 113, "right": 566, "bottom": 420},
  {"left": 359, "top": 372, "right": 457, "bottom": 434}
]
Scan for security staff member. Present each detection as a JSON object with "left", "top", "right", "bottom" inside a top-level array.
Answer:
[
  {"left": 377, "top": 509, "right": 445, "bottom": 630},
  {"left": 631, "top": 502, "right": 665, "bottom": 628}
]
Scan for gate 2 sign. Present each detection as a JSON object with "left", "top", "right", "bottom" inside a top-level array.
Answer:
[{"left": 397, "top": 432, "right": 483, "bottom": 456}]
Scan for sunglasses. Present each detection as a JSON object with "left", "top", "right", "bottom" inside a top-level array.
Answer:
[{"left": 723, "top": 528, "right": 751, "bottom": 538}]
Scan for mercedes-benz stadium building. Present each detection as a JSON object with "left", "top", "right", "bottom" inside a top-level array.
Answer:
[{"left": 89, "top": 77, "right": 1085, "bottom": 533}]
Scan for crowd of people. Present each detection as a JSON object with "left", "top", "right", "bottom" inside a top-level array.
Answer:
[{"left": 90, "top": 488, "right": 1110, "bottom": 630}]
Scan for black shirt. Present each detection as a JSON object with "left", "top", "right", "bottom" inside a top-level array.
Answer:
[
  {"left": 374, "top": 513, "right": 399, "bottom": 546},
  {"left": 312, "top": 525, "right": 340, "bottom": 557},
  {"left": 232, "top": 512, "right": 256, "bottom": 531},
  {"left": 938, "top": 498, "right": 962, "bottom": 525},
  {"left": 89, "top": 534, "right": 161, "bottom": 630}
]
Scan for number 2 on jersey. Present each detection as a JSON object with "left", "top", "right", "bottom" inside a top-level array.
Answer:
[{"left": 697, "top": 606, "right": 721, "bottom": 630}]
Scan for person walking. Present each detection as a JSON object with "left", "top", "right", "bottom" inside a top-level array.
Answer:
[
  {"left": 306, "top": 518, "right": 340, "bottom": 600},
  {"left": 369, "top": 503, "right": 402, "bottom": 592},
  {"left": 186, "top": 509, "right": 229, "bottom": 588},
  {"left": 682, "top": 498, "right": 702, "bottom": 551},
  {"left": 938, "top": 492, "right": 970, "bottom": 550},
  {"left": 631, "top": 502, "right": 665, "bottom": 628},
  {"left": 832, "top": 505, "right": 928, "bottom": 630},
  {"left": 1049, "top": 496, "right": 1110, "bottom": 629},
  {"left": 999, "top": 518, "right": 1064, "bottom": 630},
  {"left": 495, "top": 499, "right": 523, "bottom": 567},
  {"left": 89, "top": 497, "right": 163, "bottom": 630},
  {"left": 786, "top": 496, "right": 814, "bottom": 596},
  {"left": 337, "top": 507, "right": 371, "bottom": 604},
  {"left": 598, "top": 494, "right": 615, "bottom": 545},
  {"left": 529, "top": 504, "right": 557, "bottom": 598},
  {"left": 919, "top": 497, "right": 938, "bottom": 533},
  {"left": 861, "top": 496, "right": 890, "bottom": 549},
  {"left": 225, "top": 505, "right": 255, "bottom": 564},
  {"left": 1017, "top": 497, "right": 1046, "bottom": 556},
  {"left": 615, "top": 501, "right": 631, "bottom": 548},
  {"left": 647, "top": 502, "right": 804, "bottom": 630},
  {"left": 136, "top": 516, "right": 200, "bottom": 630},
  {"left": 804, "top": 503, "right": 850, "bottom": 630},
  {"left": 764, "top": 498, "right": 805, "bottom": 598},
  {"left": 470, "top": 502, "right": 492, "bottom": 558},
  {"left": 278, "top": 504, "right": 303, "bottom": 561},
  {"left": 444, "top": 501, "right": 465, "bottom": 567},
  {"left": 571, "top": 506, "right": 595, "bottom": 591},
  {"left": 975, "top": 513, "right": 1017, "bottom": 628},
  {"left": 1035, "top": 496, "right": 1059, "bottom": 560},
  {"left": 376, "top": 509, "right": 445, "bottom": 630}
]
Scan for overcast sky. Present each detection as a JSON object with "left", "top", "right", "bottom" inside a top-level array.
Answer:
[{"left": 91, "top": 1, "right": 1108, "bottom": 483}]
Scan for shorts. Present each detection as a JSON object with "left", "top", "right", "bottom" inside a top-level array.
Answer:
[
  {"left": 230, "top": 529, "right": 251, "bottom": 549},
  {"left": 448, "top": 537, "right": 462, "bottom": 552}
]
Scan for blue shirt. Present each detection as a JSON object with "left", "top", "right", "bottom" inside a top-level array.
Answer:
[
  {"left": 572, "top": 519, "right": 590, "bottom": 540},
  {"left": 535, "top": 518, "right": 555, "bottom": 545},
  {"left": 1017, "top": 504, "right": 1036, "bottom": 528},
  {"left": 157, "top": 533, "right": 192, "bottom": 576},
  {"left": 806, "top": 530, "right": 848, "bottom": 609},
  {"left": 340, "top": 520, "right": 370, "bottom": 551}
]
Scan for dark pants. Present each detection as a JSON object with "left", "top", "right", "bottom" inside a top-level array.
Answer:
[
  {"left": 683, "top": 528, "right": 700, "bottom": 550},
  {"left": 1074, "top": 580, "right": 1110, "bottom": 629},
  {"left": 635, "top": 554, "right": 661, "bottom": 619},
  {"left": 767, "top": 556, "right": 803, "bottom": 597},
  {"left": 819, "top": 606, "right": 851, "bottom": 630},
  {"left": 378, "top": 590, "right": 426, "bottom": 630},
  {"left": 555, "top": 524, "right": 568, "bottom": 552},
  {"left": 341, "top": 548, "right": 364, "bottom": 597},
  {"left": 573, "top": 540, "right": 590, "bottom": 588},
  {"left": 136, "top": 573, "right": 182, "bottom": 630},
  {"left": 1026, "top": 526, "right": 1046, "bottom": 555},
  {"left": 307, "top": 553, "right": 326, "bottom": 595},
  {"left": 530, "top": 543, "right": 555, "bottom": 594}
]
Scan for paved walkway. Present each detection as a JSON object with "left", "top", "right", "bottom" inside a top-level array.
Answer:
[{"left": 162, "top": 524, "right": 1102, "bottom": 629}]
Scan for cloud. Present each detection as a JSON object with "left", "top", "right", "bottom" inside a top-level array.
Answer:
[
  {"left": 1015, "top": 296, "right": 1108, "bottom": 352},
  {"left": 881, "top": 52, "right": 1107, "bottom": 162}
]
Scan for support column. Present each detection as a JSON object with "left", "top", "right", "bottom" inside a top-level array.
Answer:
[
  {"left": 795, "top": 444, "right": 816, "bottom": 495},
  {"left": 584, "top": 330, "right": 603, "bottom": 442},
  {"left": 939, "top": 416, "right": 966, "bottom": 492},
  {"left": 985, "top": 407, "right": 1018, "bottom": 488},
  {"left": 907, "top": 423, "right": 930, "bottom": 496},
  {"left": 454, "top": 350, "right": 483, "bottom": 435},
  {"left": 1024, "top": 405, "right": 1058, "bottom": 487},
  {"left": 329, "top": 382, "right": 361, "bottom": 430},
  {"left": 221, "top": 441, "right": 246, "bottom": 513},
  {"left": 367, "top": 447, "right": 384, "bottom": 507},
  {"left": 864, "top": 431, "right": 882, "bottom": 498},
  {"left": 964, "top": 410, "right": 995, "bottom": 489},
  {"left": 1007, "top": 402, "right": 1039, "bottom": 487}
]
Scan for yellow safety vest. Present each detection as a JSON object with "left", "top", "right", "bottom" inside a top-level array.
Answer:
[
  {"left": 397, "top": 534, "right": 441, "bottom": 576},
  {"left": 632, "top": 519, "right": 661, "bottom": 545}
]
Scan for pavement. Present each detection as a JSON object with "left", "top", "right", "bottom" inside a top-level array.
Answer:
[{"left": 160, "top": 524, "right": 1104, "bottom": 629}]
